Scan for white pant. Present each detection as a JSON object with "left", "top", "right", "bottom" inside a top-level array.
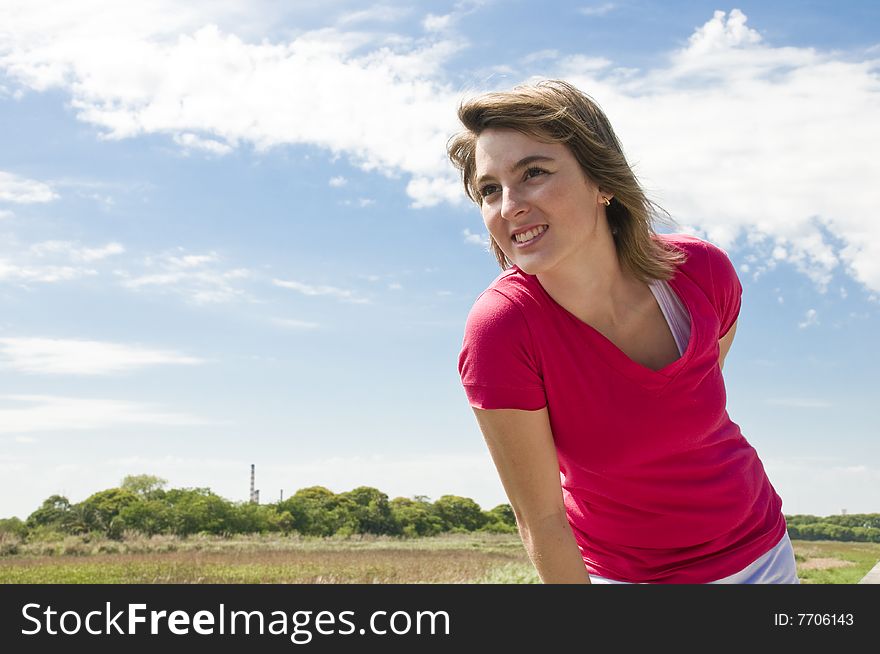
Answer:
[{"left": 588, "top": 532, "right": 800, "bottom": 584}]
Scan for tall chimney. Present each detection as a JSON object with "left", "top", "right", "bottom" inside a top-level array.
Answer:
[{"left": 250, "top": 464, "right": 255, "bottom": 503}]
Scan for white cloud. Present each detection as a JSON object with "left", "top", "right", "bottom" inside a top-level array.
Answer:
[
  {"left": 341, "top": 197, "right": 375, "bottom": 208},
  {"left": 119, "top": 248, "right": 254, "bottom": 304},
  {"left": 163, "top": 252, "right": 220, "bottom": 268},
  {"left": 0, "top": 337, "right": 204, "bottom": 375},
  {"left": 173, "top": 132, "right": 233, "bottom": 155},
  {"left": 423, "top": 13, "right": 453, "bottom": 33},
  {"left": 328, "top": 175, "right": 348, "bottom": 187},
  {"left": 422, "top": 1, "right": 488, "bottom": 34},
  {"left": 0, "top": 260, "right": 96, "bottom": 283},
  {"left": 80, "top": 243, "right": 124, "bottom": 261},
  {"left": 0, "top": 209, "right": 14, "bottom": 219},
  {"left": 578, "top": 3, "right": 616, "bottom": 17},
  {"left": 338, "top": 5, "right": 412, "bottom": 26},
  {"left": 521, "top": 49, "right": 561, "bottom": 65},
  {"left": 271, "top": 318, "right": 321, "bottom": 330},
  {"left": 0, "top": 394, "right": 213, "bottom": 433},
  {"left": 685, "top": 8, "right": 761, "bottom": 55},
  {"left": 407, "top": 174, "right": 462, "bottom": 209},
  {"left": 463, "top": 228, "right": 488, "bottom": 247},
  {"left": 0, "top": 239, "right": 125, "bottom": 287},
  {"left": 29, "top": 240, "right": 125, "bottom": 262},
  {"left": 0, "top": 171, "right": 58, "bottom": 203},
  {"left": 273, "top": 277, "right": 369, "bottom": 303},
  {"left": 0, "top": 2, "right": 465, "bottom": 207},
  {"left": 541, "top": 9, "right": 880, "bottom": 293},
  {"left": 3, "top": 6, "right": 878, "bottom": 294},
  {"left": 798, "top": 308, "right": 819, "bottom": 329}
]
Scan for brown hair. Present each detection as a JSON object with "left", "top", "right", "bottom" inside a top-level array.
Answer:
[{"left": 447, "top": 79, "right": 685, "bottom": 280}]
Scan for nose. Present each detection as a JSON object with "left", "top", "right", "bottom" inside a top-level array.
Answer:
[{"left": 500, "top": 186, "right": 529, "bottom": 221}]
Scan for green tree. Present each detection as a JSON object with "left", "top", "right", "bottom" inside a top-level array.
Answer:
[
  {"left": 118, "top": 499, "right": 173, "bottom": 535},
  {"left": 390, "top": 497, "right": 443, "bottom": 537},
  {"left": 0, "top": 517, "right": 27, "bottom": 538},
  {"left": 79, "top": 488, "right": 141, "bottom": 536},
  {"left": 339, "top": 486, "right": 399, "bottom": 536},
  {"left": 120, "top": 474, "right": 168, "bottom": 499},
  {"left": 481, "top": 503, "right": 517, "bottom": 534},
  {"left": 279, "top": 486, "right": 353, "bottom": 536},
  {"left": 432, "top": 495, "right": 487, "bottom": 532},
  {"left": 229, "top": 502, "right": 276, "bottom": 534},
  {"left": 164, "top": 488, "right": 233, "bottom": 536},
  {"left": 25, "top": 495, "right": 73, "bottom": 531},
  {"left": 272, "top": 510, "right": 297, "bottom": 534},
  {"left": 63, "top": 503, "right": 93, "bottom": 535}
]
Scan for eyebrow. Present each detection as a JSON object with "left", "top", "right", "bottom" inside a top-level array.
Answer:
[{"left": 475, "top": 155, "right": 556, "bottom": 185}]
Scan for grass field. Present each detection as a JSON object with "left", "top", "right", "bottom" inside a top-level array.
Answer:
[{"left": 0, "top": 532, "right": 876, "bottom": 583}]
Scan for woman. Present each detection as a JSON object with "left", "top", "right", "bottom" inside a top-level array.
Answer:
[{"left": 448, "top": 80, "right": 798, "bottom": 584}]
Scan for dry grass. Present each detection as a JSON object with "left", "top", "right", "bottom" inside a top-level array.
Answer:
[
  {"left": 0, "top": 532, "right": 877, "bottom": 584},
  {"left": 0, "top": 530, "right": 525, "bottom": 556},
  {"left": 0, "top": 549, "right": 532, "bottom": 584},
  {"left": 0, "top": 533, "right": 536, "bottom": 584},
  {"left": 797, "top": 557, "right": 855, "bottom": 571}
]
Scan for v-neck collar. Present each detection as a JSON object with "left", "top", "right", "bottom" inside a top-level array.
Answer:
[{"left": 515, "top": 266, "right": 703, "bottom": 389}]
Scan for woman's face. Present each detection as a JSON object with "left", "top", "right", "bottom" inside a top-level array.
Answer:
[{"left": 473, "top": 128, "right": 607, "bottom": 277}]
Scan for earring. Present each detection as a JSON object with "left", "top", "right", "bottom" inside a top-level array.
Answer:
[{"left": 602, "top": 197, "right": 611, "bottom": 207}]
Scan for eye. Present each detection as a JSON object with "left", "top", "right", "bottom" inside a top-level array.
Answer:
[
  {"left": 525, "top": 166, "right": 548, "bottom": 179},
  {"left": 479, "top": 183, "right": 500, "bottom": 198}
]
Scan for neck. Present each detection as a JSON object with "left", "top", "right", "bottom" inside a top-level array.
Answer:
[{"left": 535, "top": 233, "right": 645, "bottom": 328}]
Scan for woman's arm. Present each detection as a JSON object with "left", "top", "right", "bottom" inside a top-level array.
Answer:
[{"left": 472, "top": 406, "right": 590, "bottom": 584}]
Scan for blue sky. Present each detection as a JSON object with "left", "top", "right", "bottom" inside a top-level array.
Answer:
[{"left": 0, "top": 1, "right": 877, "bottom": 520}]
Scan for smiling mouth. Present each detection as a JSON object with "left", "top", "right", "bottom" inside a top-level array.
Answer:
[{"left": 512, "top": 225, "right": 548, "bottom": 245}]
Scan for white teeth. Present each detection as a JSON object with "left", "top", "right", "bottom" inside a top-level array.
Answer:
[{"left": 514, "top": 225, "right": 547, "bottom": 243}]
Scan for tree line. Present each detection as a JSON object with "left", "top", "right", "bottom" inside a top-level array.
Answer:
[
  {"left": 1, "top": 475, "right": 876, "bottom": 543},
  {"left": 0, "top": 474, "right": 517, "bottom": 540},
  {"left": 783, "top": 513, "right": 880, "bottom": 543}
]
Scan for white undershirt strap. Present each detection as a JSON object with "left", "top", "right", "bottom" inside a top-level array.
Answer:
[{"left": 648, "top": 279, "right": 691, "bottom": 356}]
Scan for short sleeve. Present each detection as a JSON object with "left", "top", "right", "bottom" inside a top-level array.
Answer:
[
  {"left": 458, "top": 289, "right": 547, "bottom": 410},
  {"left": 704, "top": 241, "right": 742, "bottom": 338}
]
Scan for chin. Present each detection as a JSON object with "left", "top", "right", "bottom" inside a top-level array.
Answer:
[{"left": 508, "top": 258, "right": 545, "bottom": 276}]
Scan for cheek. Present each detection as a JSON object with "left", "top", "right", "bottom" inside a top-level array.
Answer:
[
  {"left": 481, "top": 207, "right": 502, "bottom": 233},
  {"left": 481, "top": 210, "right": 511, "bottom": 250}
]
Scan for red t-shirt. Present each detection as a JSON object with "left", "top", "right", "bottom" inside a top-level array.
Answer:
[{"left": 458, "top": 233, "right": 786, "bottom": 583}]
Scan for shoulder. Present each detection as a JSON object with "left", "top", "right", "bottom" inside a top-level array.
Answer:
[
  {"left": 461, "top": 268, "right": 545, "bottom": 371},
  {"left": 459, "top": 270, "right": 546, "bottom": 409},
  {"left": 657, "top": 233, "right": 742, "bottom": 337},
  {"left": 465, "top": 267, "right": 543, "bottom": 327},
  {"left": 656, "top": 232, "right": 738, "bottom": 284},
  {"left": 656, "top": 232, "right": 712, "bottom": 265}
]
